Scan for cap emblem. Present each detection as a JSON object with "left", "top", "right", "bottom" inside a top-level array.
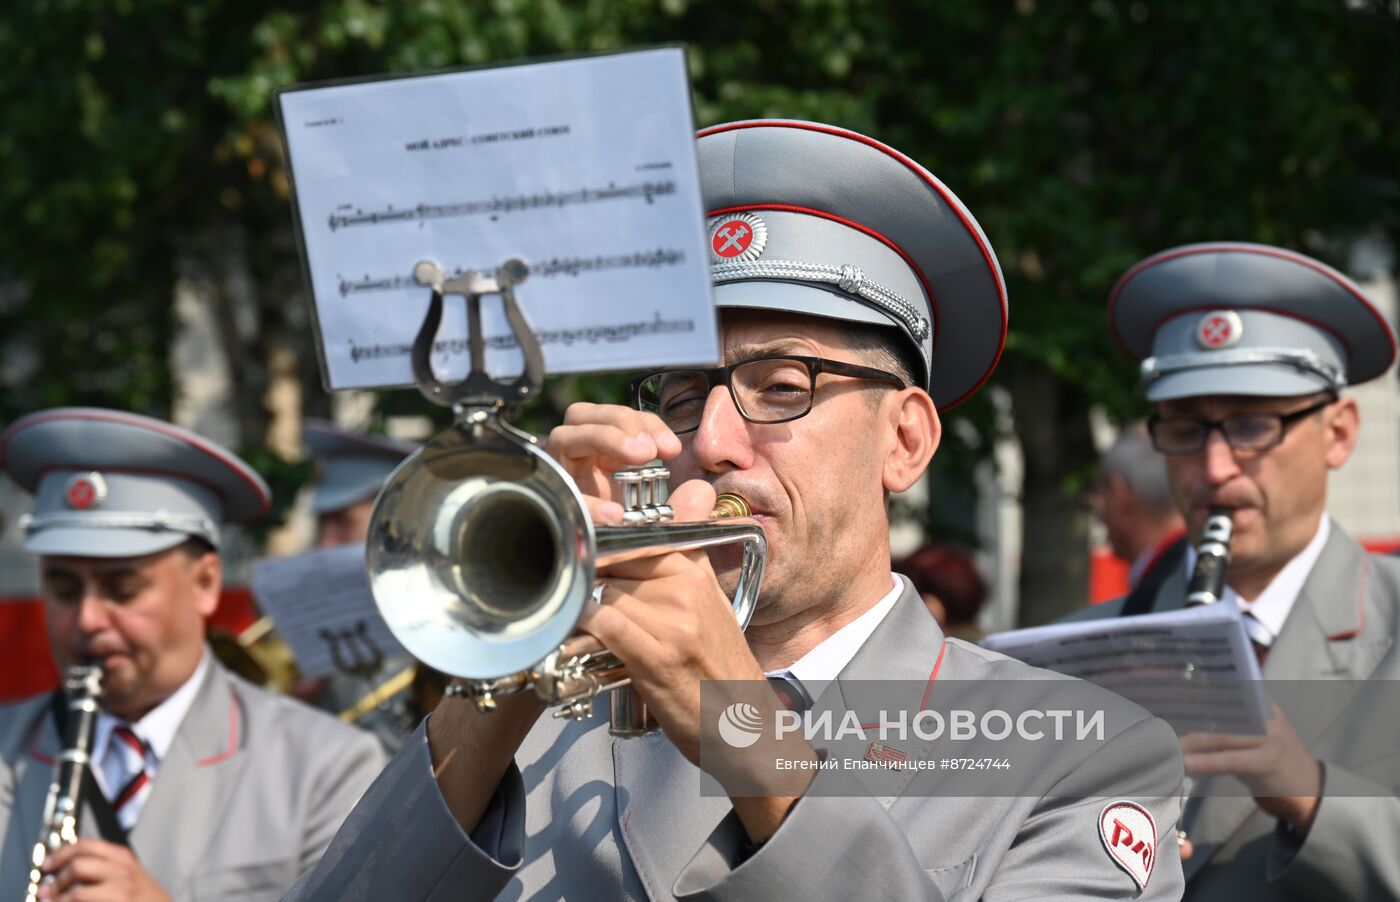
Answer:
[
  {"left": 64, "top": 472, "right": 108, "bottom": 511},
  {"left": 709, "top": 213, "right": 767, "bottom": 263},
  {"left": 1196, "top": 310, "right": 1243, "bottom": 350}
]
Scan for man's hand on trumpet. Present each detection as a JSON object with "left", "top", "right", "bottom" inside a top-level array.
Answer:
[
  {"left": 548, "top": 402, "right": 682, "bottom": 510},
  {"left": 580, "top": 478, "right": 766, "bottom": 764},
  {"left": 548, "top": 402, "right": 818, "bottom": 843},
  {"left": 549, "top": 403, "right": 764, "bottom": 760}
]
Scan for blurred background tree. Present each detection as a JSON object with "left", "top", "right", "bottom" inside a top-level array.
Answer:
[{"left": 2, "top": 0, "right": 1396, "bottom": 622}]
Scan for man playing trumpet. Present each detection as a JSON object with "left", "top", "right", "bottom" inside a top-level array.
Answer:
[{"left": 291, "top": 120, "right": 1186, "bottom": 900}]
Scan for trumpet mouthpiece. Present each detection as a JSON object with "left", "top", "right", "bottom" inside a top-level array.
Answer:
[{"left": 712, "top": 494, "right": 751, "bottom": 520}]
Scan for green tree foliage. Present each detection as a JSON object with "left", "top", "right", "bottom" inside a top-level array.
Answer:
[{"left": 2, "top": 0, "right": 1396, "bottom": 616}]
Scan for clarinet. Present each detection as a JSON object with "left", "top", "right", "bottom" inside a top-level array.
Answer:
[
  {"left": 24, "top": 666, "right": 102, "bottom": 902},
  {"left": 1185, "top": 509, "right": 1233, "bottom": 607},
  {"left": 1177, "top": 509, "right": 1234, "bottom": 847}
]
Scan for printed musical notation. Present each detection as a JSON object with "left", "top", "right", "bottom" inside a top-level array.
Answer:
[
  {"left": 251, "top": 544, "right": 408, "bottom": 680},
  {"left": 277, "top": 47, "right": 718, "bottom": 389},
  {"left": 336, "top": 248, "right": 686, "bottom": 297},
  {"left": 326, "top": 180, "right": 678, "bottom": 232},
  {"left": 346, "top": 311, "right": 697, "bottom": 365}
]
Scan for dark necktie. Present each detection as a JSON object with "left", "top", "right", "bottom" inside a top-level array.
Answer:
[
  {"left": 767, "top": 673, "right": 810, "bottom": 712},
  {"left": 1242, "top": 611, "right": 1271, "bottom": 667}
]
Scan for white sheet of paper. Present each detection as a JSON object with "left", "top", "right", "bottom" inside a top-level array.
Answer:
[
  {"left": 250, "top": 544, "right": 407, "bottom": 680},
  {"left": 277, "top": 46, "right": 719, "bottom": 390},
  {"left": 982, "top": 603, "right": 1271, "bottom": 735}
]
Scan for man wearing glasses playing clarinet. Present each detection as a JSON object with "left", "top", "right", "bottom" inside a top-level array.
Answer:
[
  {"left": 290, "top": 120, "right": 1186, "bottom": 900},
  {"left": 1075, "top": 243, "right": 1400, "bottom": 900}
]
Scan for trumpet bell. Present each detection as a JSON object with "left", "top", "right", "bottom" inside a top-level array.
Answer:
[{"left": 367, "top": 423, "right": 597, "bottom": 680}]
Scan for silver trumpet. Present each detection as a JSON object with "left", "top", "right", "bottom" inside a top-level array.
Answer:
[
  {"left": 25, "top": 666, "right": 102, "bottom": 902},
  {"left": 365, "top": 259, "right": 766, "bottom": 736}
]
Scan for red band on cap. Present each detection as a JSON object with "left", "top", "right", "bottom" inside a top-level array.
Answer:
[
  {"left": 0, "top": 410, "right": 269, "bottom": 520},
  {"left": 1108, "top": 243, "right": 1397, "bottom": 367},
  {"left": 708, "top": 202, "right": 939, "bottom": 345},
  {"left": 699, "top": 120, "right": 1007, "bottom": 409}
]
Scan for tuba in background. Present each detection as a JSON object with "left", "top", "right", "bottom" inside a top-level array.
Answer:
[{"left": 365, "top": 260, "right": 766, "bottom": 736}]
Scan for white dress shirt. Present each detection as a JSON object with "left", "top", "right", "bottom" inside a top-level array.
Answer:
[
  {"left": 93, "top": 649, "right": 209, "bottom": 802},
  {"left": 766, "top": 574, "right": 902, "bottom": 703},
  {"left": 1184, "top": 514, "right": 1329, "bottom": 647}
]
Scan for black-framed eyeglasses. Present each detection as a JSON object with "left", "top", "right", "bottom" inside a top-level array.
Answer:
[
  {"left": 1147, "top": 398, "right": 1334, "bottom": 455},
  {"left": 630, "top": 355, "right": 907, "bottom": 435}
]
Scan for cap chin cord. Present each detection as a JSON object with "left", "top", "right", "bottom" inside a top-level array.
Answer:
[
  {"left": 20, "top": 511, "right": 219, "bottom": 545},
  {"left": 1140, "top": 347, "right": 1346, "bottom": 393},
  {"left": 711, "top": 258, "right": 932, "bottom": 350}
]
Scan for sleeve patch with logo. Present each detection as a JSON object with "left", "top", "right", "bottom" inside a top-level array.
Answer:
[{"left": 1098, "top": 800, "right": 1157, "bottom": 890}]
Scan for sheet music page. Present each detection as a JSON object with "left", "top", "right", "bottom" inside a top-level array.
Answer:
[
  {"left": 250, "top": 544, "right": 407, "bottom": 679},
  {"left": 277, "top": 46, "right": 719, "bottom": 390},
  {"left": 982, "top": 603, "right": 1271, "bottom": 734}
]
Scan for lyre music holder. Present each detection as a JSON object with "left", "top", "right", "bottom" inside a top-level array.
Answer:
[
  {"left": 409, "top": 257, "right": 542, "bottom": 421},
  {"left": 375, "top": 256, "right": 765, "bottom": 735}
]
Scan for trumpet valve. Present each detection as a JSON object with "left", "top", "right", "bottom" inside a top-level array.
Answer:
[
  {"left": 554, "top": 698, "right": 596, "bottom": 721},
  {"left": 615, "top": 468, "right": 675, "bottom": 524}
]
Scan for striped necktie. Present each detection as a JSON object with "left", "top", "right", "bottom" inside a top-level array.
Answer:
[
  {"left": 1241, "top": 611, "right": 1272, "bottom": 667},
  {"left": 104, "top": 725, "right": 153, "bottom": 829}
]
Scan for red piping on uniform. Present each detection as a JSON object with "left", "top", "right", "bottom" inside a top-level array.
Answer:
[
  {"left": 859, "top": 637, "right": 950, "bottom": 730},
  {"left": 1107, "top": 243, "right": 1398, "bottom": 366},
  {"left": 196, "top": 689, "right": 241, "bottom": 766},
  {"left": 699, "top": 120, "right": 1008, "bottom": 409},
  {"left": 29, "top": 721, "right": 54, "bottom": 766},
  {"left": 918, "top": 639, "right": 950, "bottom": 710},
  {"left": 31, "top": 690, "right": 241, "bottom": 767},
  {"left": 1326, "top": 557, "right": 1367, "bottom": 641},
  {"left": 0, "top": 410, "right": 270, "bottom": 518}
]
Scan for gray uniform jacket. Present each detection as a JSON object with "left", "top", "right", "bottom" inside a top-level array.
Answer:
[
  {"left": 1069, "top": 521, "right": 1400, "bottom": 900},
  {"left": 287, "top": 582, "right": 1187, "bottom": 900},
  {"left": 0, "top": 653, "right": 388, "bottom": 901}
]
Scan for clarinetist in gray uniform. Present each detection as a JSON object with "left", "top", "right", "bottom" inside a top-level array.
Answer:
[
  {"left": 1071, "top": 243, "right": 1400, "bottom": 900},
  {"left": 0, "top": 409, "right": 387, "bottom": 902}
]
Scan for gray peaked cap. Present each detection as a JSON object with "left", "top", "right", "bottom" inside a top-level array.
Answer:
[
  {"left": 0, "top": 408, "right": 270, "bottom": 557},
  {"left": 302, "top": 419, "right": 416, "bottom": 515},
  {"left": 697, "top": 120, "right": 1008, "bottom": 408},
  {"left": 1110, "top": 242, "right": 1396, "bottom": 401}
]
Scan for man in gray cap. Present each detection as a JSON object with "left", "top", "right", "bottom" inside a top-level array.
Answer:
[
  {"left": 0, "top": 408, "right": 387, "bottom": 901},
  {"left": 298, "top": 419, "right": 424, "bottom": 750},
  {"left": 290, "top": 120, "right": 1184, "bottom": 900},
  {"left": 302, "top": 419, "right": 415, "bottom": 549},
  {"left": 1080, "top": 242, "right": 1400, "bottom": 900}
]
